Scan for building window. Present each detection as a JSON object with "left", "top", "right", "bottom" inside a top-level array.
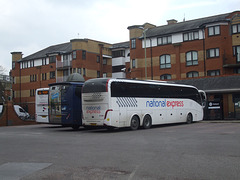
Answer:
[
  {"left": 42, "top": 58, "right": 47, "bottom": 65},
  {"left": 30, "top": 74, "right": 37, "bottom": 82},
  {"left": 49, "top": 56, "right": 56, "bottom": 63},
  {"left": 233, "top": 46, "right": 240, "bottom": 63},
  {"left": 103, "top": 73, "right": 107, "bottom": 78},
  {"left": 157, "top": 36, "right": 172, "bottom": 45},
  {"left": 23, "top": 61, "right": 28, "bottom": 69},
  {"left": 83, "top": 68, "right": 86, "bottom": 76},
  {"left": 42, "top": 73, "right": 47, "bottom": 81},
  {"left": 208, "top": 25, "right": 220, "bottom": 36},
  {"left": 63, "top": 54, "right": 68, "bottom": 61},
  {"left": 12, "top": 62, "right": 15, "bottom": 69},
  {"left": 132, "top": 59, "right": 136, "bottom": 68},
  {"left": 30, "top": 60, "right": 34, "bottom": 67},
  {"left": 232, "top": 24, "right": 240, "bottom": 34},
  {"left": 160, "top": 55, "right": 171, "bottom": 69},
  {"left": 207, "top": 70, "right": 220, "bottom": 76},
  {"left": 187, "top": 71, "right": 199, "bottom": 78},
  {"left": 103, "top": 58, "right": 107, "bottom": 65},
  {"left": 63, "top": 70, "right": 68, "bottom": 77},
  {"left": 50, "top": 71, "right": 55, "bottom": 79},
  {"left": 131, "top": 38, "right": 136, "bottom": 49},
  {"left": 97, "top": 71, "right": 100, "bottom": 78},
  {"left": 112, "top": 50, "right": 125, "bottom": 58},
  {"left": 234, "top": 68, "right": 240, "bottom": 74},
  {"left": 160, "top": 74, "right": 171, "bottom": 80},
  {"left": 207, "top": 48, "right": 220, "bottom": 58},
  {"left": 186, "top": 51, "right": 198, "bottom": 66},
  {"left": 72, "top": 51, "right": 77, "bottom": 59},
  {"left": 183, "top": 31, "right": 199, "bottom": 41},
  {"left": 30, "top": 89, "right": 35, "bottom": 97},
  {"left": 97, "top": 56, "right": 100, "bottom": 63},
  {"left": 82, "top": 50, "right": 86, "bottom": 60},
  {"left": 77, "top": 68, "right": 81, "bottom": 74}
]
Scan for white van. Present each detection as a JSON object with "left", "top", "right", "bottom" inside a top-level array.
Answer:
[{"left": 14, "top": 105, "right": 30, "bottom": 120}]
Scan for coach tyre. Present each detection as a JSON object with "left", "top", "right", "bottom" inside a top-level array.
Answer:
[
  {"left": 72, "top": 125, "right": 80, "bottom": 130},
  {"left": 143, "top": 115, "right": 152, "bottom": 129},
  {"left": 186, "top": 113, "right": 193, "bottom": 124},
  {"left": 130, "top": 116, "right": 140, "bottom": 130}
]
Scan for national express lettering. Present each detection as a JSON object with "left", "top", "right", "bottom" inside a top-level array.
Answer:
[
  {"left": 146, "top": 99, "right": 184, "bottom": 109},
  {"left": 86, "top": 106, "right": 101, "bottom": 114}
]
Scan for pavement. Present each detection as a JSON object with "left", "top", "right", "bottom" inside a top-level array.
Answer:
[{"left": 202, "top": 120, "right": 240, "bottom": 123}]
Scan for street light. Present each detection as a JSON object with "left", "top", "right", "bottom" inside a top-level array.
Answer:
[{"left": 138, "top": 27, "right": 148, "bottom": 80}]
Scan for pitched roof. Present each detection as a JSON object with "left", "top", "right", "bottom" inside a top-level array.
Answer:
[
  {"left": 146, "top": 12, "right": 231, "bottom": 38},
  {"left": 111, "top": 41, "right": 130, "bottom": 49},
  {"left": 21, "top": 42, "right": 72, "bottom": 61},
  {"left": 174, "top": 75, "right": 240, "bottom": 93}
]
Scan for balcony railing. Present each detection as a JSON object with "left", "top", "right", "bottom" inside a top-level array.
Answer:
[
  {"left": 56, "top": 76, "right": 69, "bottom": 83},
  {"left": 56, "top": 60, "right": 72, "bottom": 69},
  {"left": 222, "top": 53, "right": 240, "bottom": 68}
]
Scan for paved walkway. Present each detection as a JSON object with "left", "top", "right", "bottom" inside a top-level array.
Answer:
[{"left": 202, "top": 120, "right": 240, "bottom": 123}]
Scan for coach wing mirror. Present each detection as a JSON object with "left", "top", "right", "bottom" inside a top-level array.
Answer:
[{"left": 199, "top": 90, "right": 206, "bottom": 108}]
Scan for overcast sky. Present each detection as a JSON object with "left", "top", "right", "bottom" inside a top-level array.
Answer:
[{"left": 0, "top": 0, "right": 239, "bottom": 74}]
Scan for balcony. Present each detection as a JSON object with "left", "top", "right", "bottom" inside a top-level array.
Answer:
[
  {"left": 56, "top": 60, "right": 72, "bottom": 70},
  {"left": 223, "top": 54, "right": 240, "bottom": 68},
  {"left": 56, "top": 76, "right": 69, "bottom": 83}
]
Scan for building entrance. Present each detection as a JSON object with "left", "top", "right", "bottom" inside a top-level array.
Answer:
[
  {"left": 233, "top": 94, "right": 240, "bottom": 119},
  {"left": 206, "top": 94, "right": 223, "bottom": 120}
]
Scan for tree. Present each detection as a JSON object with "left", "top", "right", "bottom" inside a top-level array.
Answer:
[
  {"left": 0, "top": 65, "right": 8, "bottom": 103},
  {"left": 0, "top": 65, "right": 7, "bottom": 75}
]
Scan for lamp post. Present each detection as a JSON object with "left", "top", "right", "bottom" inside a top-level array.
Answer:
[
  {"left": 143, "top": 29, "right": 147, "bottom": 80},
  {"left": 138, "top": 27, "right": 148, "bottom": 80}
]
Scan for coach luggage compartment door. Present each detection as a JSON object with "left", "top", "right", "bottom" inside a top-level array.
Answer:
[{"left": 119, "top": 105, "right": 127, "bottom": 127}]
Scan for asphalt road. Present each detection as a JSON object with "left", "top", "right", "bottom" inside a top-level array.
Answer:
[{"left": 0, "top": 122, "right": 240, "bottom": 180}]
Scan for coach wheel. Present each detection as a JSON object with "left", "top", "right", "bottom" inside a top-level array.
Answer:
[
  {"left": 186, "top": 113, "right": 193, "bottom": 124},
  {"left": 143, "top": 115, "right": 152, "bottom": 129},
  {"left": 72, "top": 125, "right": 80, "bottom": 130},
  {"left": 130, "top": 116, "right": 140, "bottom": 130}
]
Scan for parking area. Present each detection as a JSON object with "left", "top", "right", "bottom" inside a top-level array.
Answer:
[{"left": 0, "top": 122, "right": 240, "bottom": 179}]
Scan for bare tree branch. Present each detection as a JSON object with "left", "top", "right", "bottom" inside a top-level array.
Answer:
[{"left": 0, "top": 65, "right": 7, "bottom": 75}]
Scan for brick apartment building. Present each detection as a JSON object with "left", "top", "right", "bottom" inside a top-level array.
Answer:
[
  {"left": 10, "top": 39, "right": 112, "bottom": 116},
  {"left": 127, "top": 11, "right": 240, "bottom": 119},
  {"left": 10, "top": 10, "right": 240, "bottom": 120}
]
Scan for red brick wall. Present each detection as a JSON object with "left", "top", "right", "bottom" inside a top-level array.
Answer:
[{"left": 129, "top": 24, "right": 236, "bottom": 80}]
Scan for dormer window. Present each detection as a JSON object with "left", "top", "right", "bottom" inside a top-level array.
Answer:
[
  {"left": 208, "top": 26, "right": 220, "bottom": 36},
  {"left": 183, "top": 31, "right": 199, "bottom": 41},
  {"left": 157, "top": 36, "right": 172, "bottom": 45}
]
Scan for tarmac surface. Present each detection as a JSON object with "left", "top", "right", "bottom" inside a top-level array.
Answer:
[{"left": 0, "top": 121, "right": 239, "bottom": 180}]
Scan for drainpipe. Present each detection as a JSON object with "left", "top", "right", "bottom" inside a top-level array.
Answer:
[
  {"left": 99, "top": 44, "right": 104, "bottom": 77},
  {"left": 202, "top": 28, "right": 206, "bottom": 76}
]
